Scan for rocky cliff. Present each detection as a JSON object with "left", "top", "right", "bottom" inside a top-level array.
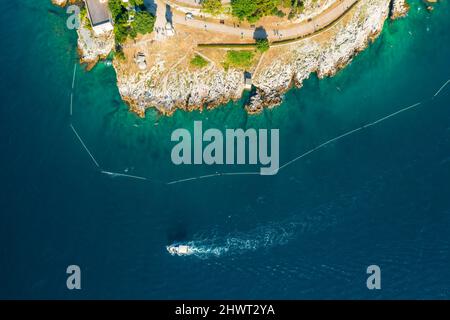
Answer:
[
  {"left": 248, "top": 0, "right": 392, "bottom": 113},
  {"left": 66, "top": 0, "right": 407, "bottom": 116},
  {"left": 77, "top": 21, "right": 114, "bottom": 68},
  {"left": 390, "top": 0, "right": 410, "bottom": 20}
]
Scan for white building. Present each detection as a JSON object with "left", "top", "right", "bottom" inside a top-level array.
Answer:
[{"left": 85, "top": 0, "right": 114, "bottom": 36}]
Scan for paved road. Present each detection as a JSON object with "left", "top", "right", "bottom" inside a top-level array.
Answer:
[
  {"left": 167, "top": 0, "right": 358, "bottom": 41},
  {"left": 168, "top": 0, "right": 231, "bottom": 8}
]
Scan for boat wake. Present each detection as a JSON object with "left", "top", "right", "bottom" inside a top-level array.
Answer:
[
  {"left": 170, "top": 203, "right": 336, "bottom": 259},
  {"left": 184, "top": 223, "right": 298, "bottom": 258}
]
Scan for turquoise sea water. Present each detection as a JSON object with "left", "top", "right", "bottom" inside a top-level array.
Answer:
[{"left": 0, "top": 1, "right": 449, "bottom": 298}]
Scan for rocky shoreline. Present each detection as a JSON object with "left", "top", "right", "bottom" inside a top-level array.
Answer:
[
  {"left": 57, "top": 0, "right": 413, "bottom": 117},
  {"left": 247, "top": 0, "right": 401, "bottom": 114},
  {"left": 390, "top": 0, "right": 410, "bottom": 20},
  {"left": 52, "top": 0, "right": 78, "bottom": 8},
  {"left": 77, "top": 21, "right": 114, "bottom": 70}
]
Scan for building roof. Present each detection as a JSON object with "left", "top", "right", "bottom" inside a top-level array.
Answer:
[{"left": 85, "top": 0, "right": 112, "bottom": 27}]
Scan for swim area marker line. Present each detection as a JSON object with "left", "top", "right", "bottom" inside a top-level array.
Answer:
[
  {"left": 166, "top": 100, "right": 426, "bottom": 183},
  {"left": 434, "top": 79, "right": 450, "bottom": 98},
  {"left": 275, "top": 102, "right": 422, "bottom": 174},
  {"left": 69, "top": 64, "right": 168, "bottom": 182},
  {"left": 70, "top": 124, "right": 100, "bottom": 168},
  {"left": 70, "top": 93, "right": 73, "bottom": 116},
  {"left": 71, "top": 63, "right": 77, "bottom": 90},
  {"left": 68, "top": 68, "right": 449, "bottom": 185},
  {"left": 69, "top": 63, "right": 101, "bottom": 168},
  {"left": 101, "top": 170, "right": 148, "bottom": 181}
]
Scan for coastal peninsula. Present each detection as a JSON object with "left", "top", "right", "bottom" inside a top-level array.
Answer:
[{"left": 54, "top": 0, "right": 425, "bottom": 117}]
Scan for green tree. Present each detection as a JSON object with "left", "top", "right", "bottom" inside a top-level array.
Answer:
[
  {"left": 108, "top": 1, "right": 155, "bottom": 44},
  {"left": 256, "top": 38, "right": 270, "bottom": 52},
  {"left": 130, "top": 0, "right": 145, "bottom": 6},
  {"left": 109, "top": 0, "right": 125, "bottom": 19},
  {"left": 231, "top": 0, "right": 281, "bottom": 22},
  {"left": 131, "top": 11, "right": 156, "bottom": 37},
  {"left": 113, "top": 15, "right": 129, "bottom": 44},
  {"left": 231, "top": 0, "right": 258, "bottom": 21},
  {"left": 202, "top": 0, "right": 223, "bottom": 16}
]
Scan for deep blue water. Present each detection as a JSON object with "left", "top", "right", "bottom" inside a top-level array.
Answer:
[{"left": 0, "top": 1, "right": 449, "bottom": 299}]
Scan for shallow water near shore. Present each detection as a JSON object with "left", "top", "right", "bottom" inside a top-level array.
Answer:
[{"left": 0, "top": 1, "right": 450, "bottom": 298}]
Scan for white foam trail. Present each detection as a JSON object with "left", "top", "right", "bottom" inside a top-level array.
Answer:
[
  {"left": 175, "top": 202, "right": 338, "bottom": 259},
  {"left": 185, "top": 223, "right": 298, "bottom": 259},
  {"left": 434, "top": 79, "right": 450, "bottom": 98},
  {"left": 71, "top": 64, "right": 77, "bottom": 90},
  {"left": 70, "top": 124, "right": 100, "bottom": 168},
  {"left": 101, "top": 170, "right": 147, "bottom": 181}
]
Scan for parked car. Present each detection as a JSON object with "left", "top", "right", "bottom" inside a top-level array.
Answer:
[{"left": 186, "top": 13, "right": 194, "bottom": 20}]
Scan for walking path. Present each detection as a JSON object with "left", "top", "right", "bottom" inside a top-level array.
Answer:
[{"left": 162, "top": 0, "right": 358, "bottom": 41}]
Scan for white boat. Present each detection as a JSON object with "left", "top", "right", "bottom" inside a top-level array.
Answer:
[{"left": 167, "top": 244, "right": 193, "bottom": 256}]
